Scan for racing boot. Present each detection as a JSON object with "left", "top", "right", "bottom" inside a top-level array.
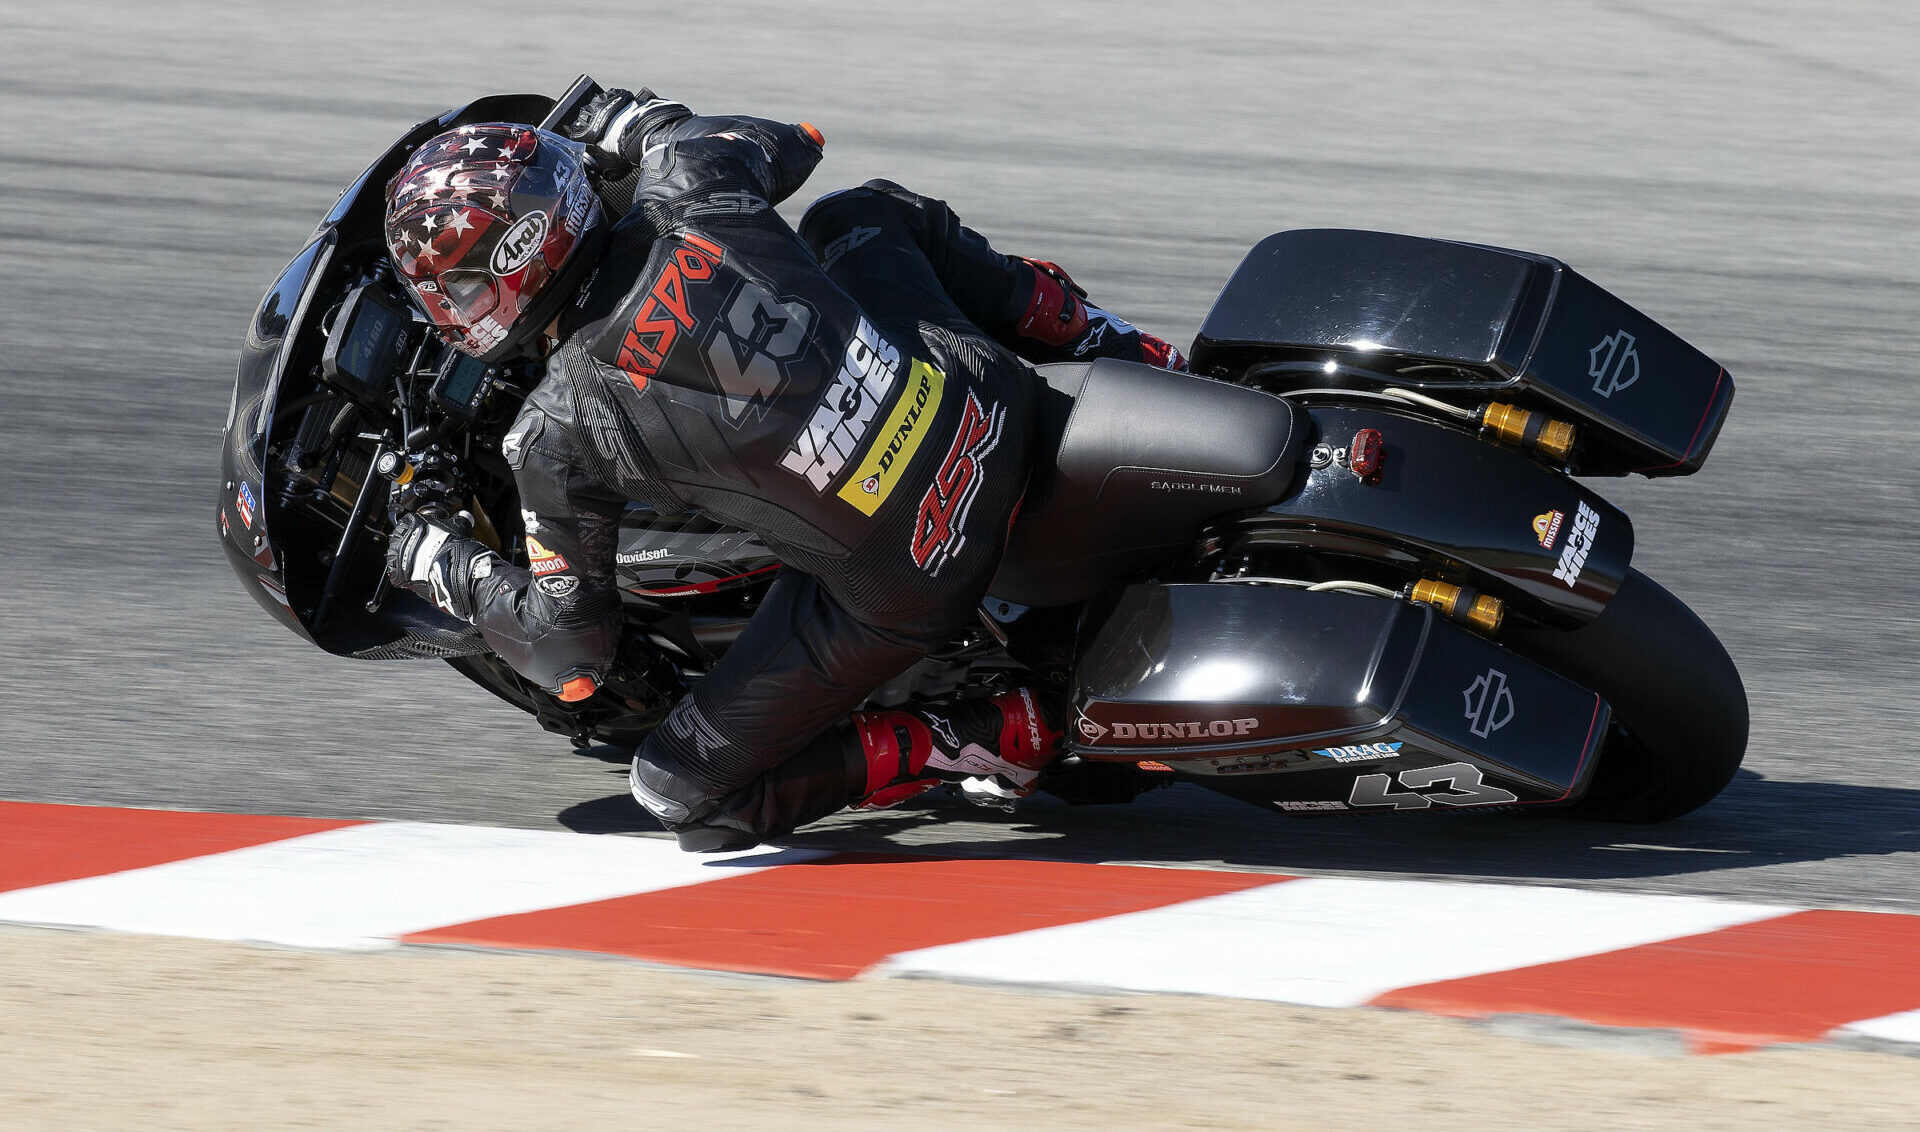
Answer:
[
  {"left": 852, "top": 688, "right": 1063, "bottom": 811},
  {"left": 1006, "top": 258, "right": 1187, "bottom": 371}
]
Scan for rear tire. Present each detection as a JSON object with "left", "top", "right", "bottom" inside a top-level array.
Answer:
[{"left": 1504, "top": 568, "right": 1747, "bottom": 821}]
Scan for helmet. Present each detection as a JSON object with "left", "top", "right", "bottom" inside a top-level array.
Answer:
[{"left": 384, "top": 123, "right": 607, "bottom": 361}]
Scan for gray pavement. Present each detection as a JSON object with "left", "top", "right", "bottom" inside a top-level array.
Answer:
[{"left": 2, "top": 1, "right": 1917, "bottom": 909}]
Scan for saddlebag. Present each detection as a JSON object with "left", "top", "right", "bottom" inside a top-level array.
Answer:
[
  {"left": 1188, "top": 229, "right": 1733, "bottom": 477},
  {"left": 1069, "top": 583, "right": 1610, "bottom": 808}
]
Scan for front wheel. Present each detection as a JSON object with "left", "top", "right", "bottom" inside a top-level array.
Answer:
[{"left": 1504, "top": 568, "right": 1747, "bottom": 821}]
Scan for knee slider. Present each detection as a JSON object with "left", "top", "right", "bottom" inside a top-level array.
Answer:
[
  {"left": 627, "top": 740, "right": 727, "bottom": 830},
  {"left": 673, "top": 824, "right": 764, "bottom": 854}
]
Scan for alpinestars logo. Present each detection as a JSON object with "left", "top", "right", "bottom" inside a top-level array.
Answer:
[
  {"left": 911, "top": 390, "right": 1005, "bottom": 576},
  {"left": 1463, "top": 668, "right": 1515, "bottom": 738},
  {"left": 427, "top": 561, "right": 457, "bottom": 617},
  {"left": 1589, "top": 329, "right": 1640, "bottom": 398}
]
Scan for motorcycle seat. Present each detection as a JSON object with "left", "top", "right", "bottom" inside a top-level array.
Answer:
[{"left": 989, "top": 357, "right": 1304, "bottom": 607}]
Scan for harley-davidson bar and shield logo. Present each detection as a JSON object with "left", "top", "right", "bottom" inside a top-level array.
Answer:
[
  {"left": 1588, "top": 329, "right": 1641, "bottom": 399},
  {"left": 1462, "top": 668, "right": 1516, "bottom": 739}
]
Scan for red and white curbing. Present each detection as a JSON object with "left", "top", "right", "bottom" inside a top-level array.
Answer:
[{"left": 3, "top": 800, "right": 1917, "bottom": 1055}]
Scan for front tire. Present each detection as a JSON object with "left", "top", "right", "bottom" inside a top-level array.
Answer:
[{"left": 1504, "top": 568, "right": 1747, "bottom": 821}]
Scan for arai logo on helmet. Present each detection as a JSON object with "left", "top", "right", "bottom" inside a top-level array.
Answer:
[{"left": 491, "top": 210, "right": 549, "bottom": 276}]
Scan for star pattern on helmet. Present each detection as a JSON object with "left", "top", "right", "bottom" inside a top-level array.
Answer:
[
  {"left": 443, "top": 209, "right": 474, "bottom": 235},
  {"left": 460, "top": 137, "right": 490, "bottom": 157}
]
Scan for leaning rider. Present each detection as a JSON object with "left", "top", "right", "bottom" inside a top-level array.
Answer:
[{"left": 383, "top": 88, "right": 1186, "bottom": 851}]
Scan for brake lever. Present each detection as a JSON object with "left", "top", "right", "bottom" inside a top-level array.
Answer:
[{"left": 365, "top": 436, "right": 463, "bottom": 614}]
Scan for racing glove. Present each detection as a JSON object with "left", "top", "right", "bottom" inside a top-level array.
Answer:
[
  {"left": 564, "top": 86, "right": 689, "bottom": 172},
  {"left": 386, "top": 509, "right": 502, "bottom": 623}
]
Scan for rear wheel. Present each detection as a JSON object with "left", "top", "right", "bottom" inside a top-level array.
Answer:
[{"left": 1503, "top": 568, "right": 1747, "bottom": 821}]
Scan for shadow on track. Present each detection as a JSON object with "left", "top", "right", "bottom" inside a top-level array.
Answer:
[{"left": 556, "top": 759, "right": 1918, "bottom": 891}]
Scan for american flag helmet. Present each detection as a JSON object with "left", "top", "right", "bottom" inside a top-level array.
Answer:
[{"left": 384, "top": 124, "right": 606, "bottom": 361}]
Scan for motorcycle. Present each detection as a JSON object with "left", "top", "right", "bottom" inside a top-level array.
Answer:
[{"left": 219, "top": 77, "right": 1746, "bottom": 822}]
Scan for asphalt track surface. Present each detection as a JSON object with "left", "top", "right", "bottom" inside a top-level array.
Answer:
[{"left": 3, "top": 2, "right": 1916, "bottom": 911}]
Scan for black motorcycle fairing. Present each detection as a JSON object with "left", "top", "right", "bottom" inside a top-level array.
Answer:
[
  {"left": 988, "top": 359, "right": 1304, "bottom": 608},
  {"left": 218, "top": 93, "right": 556, "bottom": 658},
  {"left": 1069, "top": 583, "right": 1609, "bottom": 809},
  {"left": 221, "top": 234, "right": 332, "bottom": 642}
]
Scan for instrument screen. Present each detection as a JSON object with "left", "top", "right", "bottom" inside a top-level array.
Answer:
[
  {"left": 322, "top": 284, "right": 414, "bottom": 398},
  {"left": 431, "top": 349, "right": 491, "bottom": 418}
]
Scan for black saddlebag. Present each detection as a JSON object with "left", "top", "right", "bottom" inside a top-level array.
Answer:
[
  {"left": 1189, "top": 229, "right": 1733, "bottom": 477},
  {"left": 1068, "top": 583, "right": 1610, "bottom": 808}
]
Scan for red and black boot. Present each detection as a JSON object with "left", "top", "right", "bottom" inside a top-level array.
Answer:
[
  {"left": 1007, "top": 258, "right": 1187, "bottom": 371},
  {"left": 852, "top": 688, "right": 1064, "bottom": 811}
]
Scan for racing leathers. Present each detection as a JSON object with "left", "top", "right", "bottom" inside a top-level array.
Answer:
[{"left": 393, "top": 94, "right": 1174, "bottom": 851}]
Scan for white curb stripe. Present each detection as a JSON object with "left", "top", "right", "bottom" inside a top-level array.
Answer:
[
  {"left": 0, "top": 822, "right": 818, "bottom": 950},
  {"left": 880, "top": 877, "right": 1791, "bottom": 1007},
  {"left": 1838, "top": 1008, "right": 1920, "bottom": 1045}
]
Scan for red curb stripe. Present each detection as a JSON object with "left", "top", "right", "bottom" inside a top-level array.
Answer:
[
  {"left": 0, "top": 801, "right": 359, "bottom": 894},
  {"left": 407, "top": 854, "right": 1290, "bottom": 980},
  {"left": 1371, "top": 909, "right": 1920, "bottom": 1053}
]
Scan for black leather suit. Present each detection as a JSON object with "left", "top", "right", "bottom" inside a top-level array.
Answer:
[{"left": 459, "top": 99, "right": 1095, "bottom": 849}]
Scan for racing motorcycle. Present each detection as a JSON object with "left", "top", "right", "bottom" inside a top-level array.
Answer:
[{"left": 219, "top": 78, "right": 1746, "bottom": 822}]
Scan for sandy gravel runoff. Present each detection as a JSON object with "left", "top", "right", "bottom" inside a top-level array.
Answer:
[{"left": 0, "top": 927, "right": 1912, "bottom": 1131}]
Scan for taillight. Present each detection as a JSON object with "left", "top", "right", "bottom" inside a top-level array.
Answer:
[{"left": 1349, "top": 428, "right": 1384, "bottom": 480}]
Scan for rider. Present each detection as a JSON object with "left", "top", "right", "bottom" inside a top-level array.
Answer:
[{"left": 383, "top": 89, "right": 1186, "bottom": 851}]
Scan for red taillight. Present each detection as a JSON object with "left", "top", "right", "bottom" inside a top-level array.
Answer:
[{"left": 1349, "top": 428, "right": 1384, "bottom": 479}]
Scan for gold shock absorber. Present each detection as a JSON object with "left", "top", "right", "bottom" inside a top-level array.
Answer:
[
  {"left": 1409, "top": 578, "right": 1505, "bottom": 635},
  {"left": 1480, "top": 402, "right": 1576, "bottom": 462}
]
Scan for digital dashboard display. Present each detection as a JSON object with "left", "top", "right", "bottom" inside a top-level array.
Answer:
[
  {"left": 338, "top": 302, "right": 403, "bottom": 384},
  {"left": 322, "top": 285, "right": 413, "bottom": 397},
  {"left": 438, "top": 352, "right": 487, "bottom": 407}
]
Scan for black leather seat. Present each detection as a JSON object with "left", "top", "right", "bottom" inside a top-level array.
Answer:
[{"left": 989, "top": 358, "right": 1305, "bottom": 607}]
